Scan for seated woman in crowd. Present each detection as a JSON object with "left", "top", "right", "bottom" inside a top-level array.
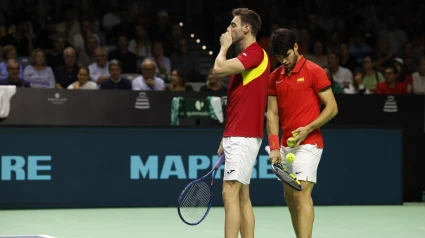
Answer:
[
  {"left": 67, "top": 66, "right": 97, "bottom": 89},
  {"left": 343, "top": 69, "right": 370, "bottom": 94},
  {"left": 200, "top": 68, "right": 227, "bottom": 92},
  {"left": 23, "top": 48, "right": 55, "bottom": 88},
  {"left": 167, "top": 69, "right": 193, "bottom": 91},
  {"left": 362, "top": 55, "right": 384, "bottom": 93}
]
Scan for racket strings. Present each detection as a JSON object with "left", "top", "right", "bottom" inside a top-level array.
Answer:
[
  {"left": 179, "top": 181, "right": 212, "bottom": 223},
  {"left": 273, "top": 165, "right": 303, "bottom": 190}
]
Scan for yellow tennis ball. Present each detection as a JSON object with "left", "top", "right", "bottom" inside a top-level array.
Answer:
[
  {"left": 292, "top": 132, "right": 299, "bottom": 137},
  {"left": 287, "top": 137, "right": 296, "bottom": 147},
  {"left": 286, "top": 153, "right": 296, "bottom": 163}
]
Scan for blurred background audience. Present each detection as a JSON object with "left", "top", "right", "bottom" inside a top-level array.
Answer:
[{"left": 0, "top": 0, "right": 422, "bottom": 94}]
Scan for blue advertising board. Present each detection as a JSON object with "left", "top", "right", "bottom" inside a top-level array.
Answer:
[{"left": 0, "top": 127, "right": 402, "bottom": 209}]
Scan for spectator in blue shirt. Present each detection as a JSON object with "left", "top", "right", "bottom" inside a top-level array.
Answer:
[
  {"left": 0, "top": 59, "right": 30, "bottom": 87},
  {"left": 23, "top": 48, "right": 55, "bottom": 88},
  {"left": 0, "top": 45, "right": 24, "bottom": 80},
  {"left": 132, "top": 59, "right": 165, "bottom": 91},
  {"left": 100, "top": 59, "right": 132, "bottom": 90}
]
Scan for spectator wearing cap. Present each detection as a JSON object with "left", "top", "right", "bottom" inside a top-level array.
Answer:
[{"left": 392, "top": 57, "right": 413, "bottom": 94}]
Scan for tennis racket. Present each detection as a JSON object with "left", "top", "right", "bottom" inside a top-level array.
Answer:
[
  {"left": 265, "top": 146, "right": 303, "bottom": 191},
  {"left": 177, "top": 153, "right": 225, "bottom": 226}
]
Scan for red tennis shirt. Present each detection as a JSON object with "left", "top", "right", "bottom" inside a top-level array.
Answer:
[
  {"left": 268, "top": 56, "right": 330, "bottom": 148},
  {"left": 223, "top": 42, "right": 270, "bottom": 138}
]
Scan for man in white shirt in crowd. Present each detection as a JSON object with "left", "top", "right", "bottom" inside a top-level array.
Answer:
[
  {"left": 89, "top": 47, "right": 110, "bottom": 85},
  {"left": 328, "top": 52, "right": 353, "bottom": 88},
  {"left": 132, "top": 59, "right": 165, "bottom": 91},
  {"left": 412, "top": 57, "right": 425, "bottom": 94}
]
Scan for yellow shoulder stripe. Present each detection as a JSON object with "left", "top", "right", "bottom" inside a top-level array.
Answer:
[{"left": 241, "top": 49, "right": 268, "bottom": 86}]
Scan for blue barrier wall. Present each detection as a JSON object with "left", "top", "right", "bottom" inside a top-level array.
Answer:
[{"left": 0, "top": 127, "right": 402, "bottom": 209}]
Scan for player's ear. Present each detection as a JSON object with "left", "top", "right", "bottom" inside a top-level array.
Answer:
[{"left": 244, "top": 24, "right": 250, "bottom": 34}]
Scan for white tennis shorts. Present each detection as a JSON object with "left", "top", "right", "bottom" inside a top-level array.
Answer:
[
  {"left": 223, "top": 137, "right": 262, "bottom": 185},
  {"left": 280, "top": 144, "right": 323, "bottom": 183}
]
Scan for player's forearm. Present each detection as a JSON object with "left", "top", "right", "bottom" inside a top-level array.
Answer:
[
  {"left": 213, "top": 46, "right": 229, "bottom": 73},
  {"left": 266, "top": 110, "right": 280, "bottom": 136},
  {"left": 306, "top": 102, "right": 338, "bottom": 133}
]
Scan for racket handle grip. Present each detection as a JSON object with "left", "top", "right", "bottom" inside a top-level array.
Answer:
[
  {"left": 214, "top": 153, "right": 225, "bottom": 169},
  {"left": 265, "top": 146, "right": 270, "bottom": 155}
]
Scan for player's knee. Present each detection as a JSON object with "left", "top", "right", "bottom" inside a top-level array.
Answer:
[
  {"left": 284, "top": 191, "right": 294, "bottom": 202},
  {"left": 239, "top": 186, "right": 250, "bottom": 203},
  {"left": 292, "top": 190, "right": 311, "bottom": 204},
  {"left": 222, "top": 181, "right": 240, "bottom": 203}
]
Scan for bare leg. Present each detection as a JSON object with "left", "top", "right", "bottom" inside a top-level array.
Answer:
[
  {"left": 239, "top": 184, "right": 254, "bottom": 238},
  {"left": 283, "top": 183, "right": 299, "bottom": 237},
  {"left": 223, "top": 180, "right": 242, "bottom": 238},
  {"left": 293, "top": 181, "right": 315, "bottom": 238}
]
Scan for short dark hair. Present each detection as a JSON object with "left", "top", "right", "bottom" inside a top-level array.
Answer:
[
  {"left": 328, "top": 51, "right": 339, "bottom": 59},
  {"left": 109, "top": 59, "right": 121, "bottom": 71},
  {"left": 386, "top": 64, "right": 399, "bottom": 74},
  {"left": 232, "top": 8, "right": 262, "bottom": 36},
  {"left": 270, "top": 28, "right": 296, "bottom": 56},
  {"left": 6, "top": 59, "right": 19, "bottom": 70},
  {"left": 78, "top": 66, "right": 90, "bottom": 75}
]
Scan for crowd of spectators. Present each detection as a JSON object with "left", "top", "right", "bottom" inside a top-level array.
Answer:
[{"left": 0, "top": 0, "right": 423, "bottom": 95}]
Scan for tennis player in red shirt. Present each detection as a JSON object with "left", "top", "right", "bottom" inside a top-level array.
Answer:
[
  {"left": 213, "top": 8, "right": 269, "bottom": 238},
  {"left": 266, "top": 28, "right": 338, "bottom": 238}
]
